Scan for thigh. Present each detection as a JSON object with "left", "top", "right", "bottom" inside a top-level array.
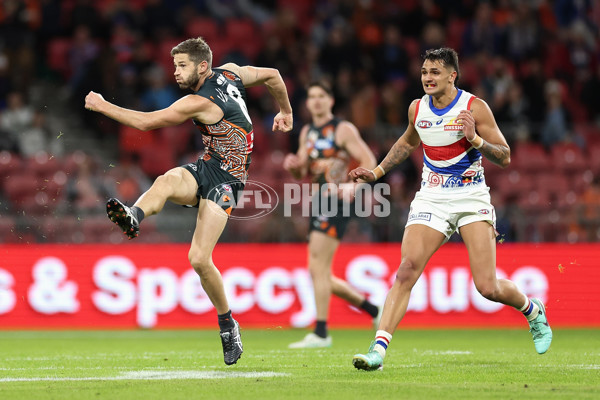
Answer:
[
  {"left": 308, "top": 230, "right": 340, "bottom": 266},
  {"left": 163, "top": 167, "right": 200, "bottom": 206},
  {"left": 400, "top": 224, "right": 446, "bottom": 270},
  {"left": 460, "top": 221, "right": 497, "bottom": 283},
  {"left": 190, "top": 198, "right": 229, "bottom": 258}
]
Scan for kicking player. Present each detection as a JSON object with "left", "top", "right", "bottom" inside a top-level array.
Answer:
[
  {"left": 84, "top": 37, "right": 293, "bottom": 365},
  {"left": 349, "top": 47, "right": 552, "bottom": 371}
]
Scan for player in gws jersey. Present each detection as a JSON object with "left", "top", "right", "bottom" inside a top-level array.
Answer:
[
  {"left": 85, "top": 37, "right": 293, "bottom": 366},
  {"left": 284, "top": 80, "right": 380, "bottom": 349}
]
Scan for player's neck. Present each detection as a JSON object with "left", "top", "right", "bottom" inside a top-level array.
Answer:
[
  {"left": 431, "top": 86, "right": 458, "bottom": 109},
  {"left": 312, "top": 112, "right": 334, "bottom": 127},
  {"left": 193, "top": 68, "right": 213, "bottom": 91}
]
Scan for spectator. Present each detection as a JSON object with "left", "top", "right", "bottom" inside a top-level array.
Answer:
[
  {"left": 540, "top": 80, "right": 571, "bottom": 148},
  {"left": 0, "top": 91, "right": 34, "bottom": 152}
]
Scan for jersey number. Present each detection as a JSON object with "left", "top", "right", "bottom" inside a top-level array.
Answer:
[{"left": 226, "top": 84, "right": 251, "bottom": 124}]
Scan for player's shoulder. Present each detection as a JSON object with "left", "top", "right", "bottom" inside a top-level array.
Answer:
[{"left": 215, "top": 63, "right": 243, "bottom": 81}]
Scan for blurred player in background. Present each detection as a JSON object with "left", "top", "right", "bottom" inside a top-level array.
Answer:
[
  {"left": 84, "top": 37, "right": 293, "bottom": 365},
  {"left": 349, "top": 48, "right": 552, "bottom": 371},
  {"left": 283, "top": 80, "right": 379, "bottom": 348}
]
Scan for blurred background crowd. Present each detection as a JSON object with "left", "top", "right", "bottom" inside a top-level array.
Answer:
[{"left": 0, "top": 0, "right": 599, "bottom": 244}]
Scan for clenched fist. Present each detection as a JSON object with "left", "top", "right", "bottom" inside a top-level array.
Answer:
[{"left": 84, "top": 91, "right": 105, "bottom": 112}]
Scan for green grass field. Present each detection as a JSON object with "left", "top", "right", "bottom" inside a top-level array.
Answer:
[{"left": 0, "top": 329, "right": 598, "bottom": 400}]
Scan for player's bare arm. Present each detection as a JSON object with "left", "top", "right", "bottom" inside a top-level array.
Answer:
[
  {"left": 283, "top": 124, "right": 309, "bottom": 179},
  {"left": 349, "top": 99, "right": 421, "bottom": 182},
  {"left": 84, "top": 91, "right": 220, "bottom": 131},
  {"left": 458, "top": 98, "right": 510, "bottom": 168},
  {"left": 336, "top": 121, "right": 376, "bottom": 170},
  {"left": 220, "top": 63, "right": 293, "bottom": 132}
]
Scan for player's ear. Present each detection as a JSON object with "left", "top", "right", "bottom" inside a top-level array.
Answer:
[
  {"left": 198, "top": 60, "right": 208, "bottom": 74},
  {"left": 449, "top": 70, "right": 457, "bottom": 84}
]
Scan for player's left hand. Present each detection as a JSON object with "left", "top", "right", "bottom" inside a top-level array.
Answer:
[
  {"left": 457, "top": 109, "right": 476, "bottom": 141},
  {"left": 273, "top": 112, "right": 293, "bottom": 132},
  {"left": 349, "top": 167, "right": 377, "bottom": 182}
]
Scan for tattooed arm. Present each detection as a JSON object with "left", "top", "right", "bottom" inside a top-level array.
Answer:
[
  {"left": 457, "top": 98, "right": 510, "bottom": 168},
  {"left": 349, "top": 99, "right": 421, "bottom": 182}
]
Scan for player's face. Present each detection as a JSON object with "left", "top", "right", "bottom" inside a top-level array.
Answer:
[
  {"left": 173, "top": 53, "right": 200, "bottom": 90},
  {"left": 421, "top": 60, "right": 455, "bottom": 95},
  {"left": 306, "top": 86, "right": 334, "bottom": 116}
]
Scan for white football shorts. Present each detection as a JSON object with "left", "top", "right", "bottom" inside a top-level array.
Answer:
[{"left": 405, "top": 188, "right": 496, "bottom": 240}]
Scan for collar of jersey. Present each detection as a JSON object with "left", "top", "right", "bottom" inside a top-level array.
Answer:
[{"left": 427, "top": 89, "right": 463, "bottom": 116}]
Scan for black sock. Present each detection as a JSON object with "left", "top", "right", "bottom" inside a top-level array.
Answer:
[
  {"left": 314, "top": 320, "right": 327, "bottom": 338},
  {"left": 218, "top": 310, "right": 235, "bottom": 331},
  {"left": 131, "top": 206, "right": 145, "bottom": 223},
  {"left": 360, "top": 299, "right": 379, "bottom": 318}
]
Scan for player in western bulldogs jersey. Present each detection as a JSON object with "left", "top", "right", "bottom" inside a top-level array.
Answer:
[
  {"left": 85, "top": 37, "right": 293, "bottom": 366},
  {"left": 349, "top": 48, "right": 552, "bottom": 371}
]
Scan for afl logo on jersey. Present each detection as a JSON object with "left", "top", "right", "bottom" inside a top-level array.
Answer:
[{"left": 417, "top": 120, "right": 433, "bottom": 129}]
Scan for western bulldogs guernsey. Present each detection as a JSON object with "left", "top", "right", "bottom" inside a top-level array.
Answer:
[
  {"left": 193, "top": 68, "right": 254, "bottom": 183},
  {"left": 414, "top": 89, "right": 485, "bottom": 193}
]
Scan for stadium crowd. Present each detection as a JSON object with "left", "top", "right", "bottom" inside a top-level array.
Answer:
[{"left": 0, "top": 0, "right": 599, "bottom": 244}]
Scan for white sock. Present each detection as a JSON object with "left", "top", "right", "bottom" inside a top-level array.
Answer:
[
  {"left": 519, "top": 297, "right": 539, "bottom": 321},
  {"left": 373, "top": 330, "right": 392, "bottom": 358}
]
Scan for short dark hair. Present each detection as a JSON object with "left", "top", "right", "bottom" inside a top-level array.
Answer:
[
  {"left": 307, "top": 80, "right": 334, "bottom": 97},
  {"left": 171, "top": 37, "right": 213, "bottom": 67},
  {"left": 423, "top": 47, "right": 460, "bottom": 86}
]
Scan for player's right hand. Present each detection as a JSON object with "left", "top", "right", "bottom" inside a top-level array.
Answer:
[
  {"left": 283, "top": 153, "right": 301, "bottom": 171},
  {"left": 84, "top": 91, "right": 105, "bottom": 112},
  {"left": 273, "top": 112, "right": 293, "bottom": 133},
  {"left": 349, "top": 167, "right": 377, "bottom": 183}
]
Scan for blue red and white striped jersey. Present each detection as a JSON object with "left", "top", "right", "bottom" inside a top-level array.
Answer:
[{"left": 413, "top": 89, "right": 486, "bottom": 193}]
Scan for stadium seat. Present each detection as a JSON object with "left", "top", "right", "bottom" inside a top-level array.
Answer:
[
  {"left": 185, "top": 17, "right": 220, "bottom": 44},
  {"left": 140, "top": 139, "right": 176, "bottom": 178},
  {"left": 0, "top": 151, "right": 23, "bottom": 191},
  {"left": 550, "top": 143, "right": 587, "bottom": 174},
  {"left": 510, "top": 142, "right": 550, "bottom": 173},
  {"left": 119, "top": 125, "right": 155, "bottom": 157},
  {"left": 27, "top": 151, "right": 63, "bottom": 179},
  {"left": 494, "top": 170, "right": 535, "bottom": 201},
  {"left": 3, "top": 171, "right": 39, "bottom": 206},
  {"left": 588, "top": 144, "right": 600, "bottom": 175},
  {"left": 516, "top": 187, "right": 552, "bottom": 216},
  {"left": 47, "top": 38, "right": 73, "bottom": 79}
]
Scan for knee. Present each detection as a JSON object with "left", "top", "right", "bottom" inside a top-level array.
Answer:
[
  {"left": 395, "top": 259, "right": 420, "bottom": 287},
  {"left": 475, "top": 281, "right": 499, "bottom": 301},
  {"left": 188, "top": 250, "right": 211, "bottom": 278},
  {"left": 153, "top": 173, "right": 178, "bottom": 191}
]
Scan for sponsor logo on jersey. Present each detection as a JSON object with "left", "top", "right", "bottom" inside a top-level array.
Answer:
[
  {"left": 436, "top": 118, "right": 444, "bottom": 125},
  {"left": 478, "top": 209, "right": 490, "bottom": 215},
  {"left": 417, "top": 120, "right": 433, "bottom": 129},
  {"left": 221, "top": 184, "right": 233, "bottom": 193},
  {"left": 408, "top": 212, "right": 432, "bottom": 221},
  {"left": 444, "top": 117, "right": 463, "bottom": 131},
  {"left": 222, "top": 71, "right": 237, "bottom": 81}
]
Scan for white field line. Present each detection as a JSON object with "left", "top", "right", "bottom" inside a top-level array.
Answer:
[{"left": 0, "top": 370, "right": 289, "bottom": 382}]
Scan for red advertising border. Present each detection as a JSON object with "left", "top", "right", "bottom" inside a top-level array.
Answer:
[{"left": 0, "top": 243, "right": 598, "bottom": 329}]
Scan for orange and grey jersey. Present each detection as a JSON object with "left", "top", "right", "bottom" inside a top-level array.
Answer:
[
  {"left": 192, "top": 68, "right": 253, "bottom": 183},
  {"left": 305, "top": 117, "right": 350, "bottom": 185}
]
